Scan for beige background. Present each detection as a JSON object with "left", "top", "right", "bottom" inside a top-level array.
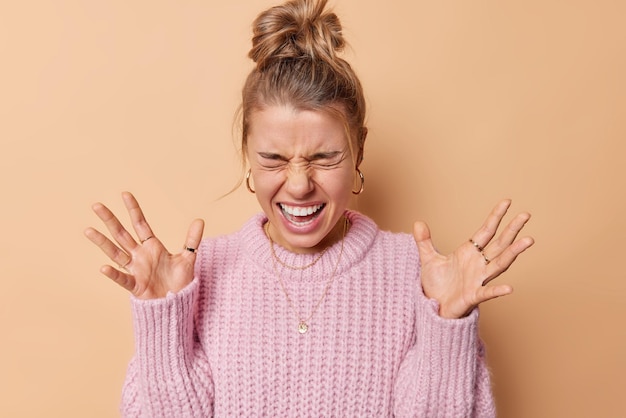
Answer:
[{"left": 1, "top": 0, "right": 624, "bottom": 416}]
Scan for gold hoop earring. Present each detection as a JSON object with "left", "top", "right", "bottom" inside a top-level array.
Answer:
[
  {"left": 245, "top": 169, "right": 255, "bottom": 194},
  {"left": 352, "top": 169, "right": 364, "bottom": 195}
]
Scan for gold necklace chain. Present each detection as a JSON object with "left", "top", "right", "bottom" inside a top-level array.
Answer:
[
  {"left": 266, "top": 217, "right": 348, "bottom": 334},
  {"left": 269, "top": 234, "right": 329, "bottom": 270}
]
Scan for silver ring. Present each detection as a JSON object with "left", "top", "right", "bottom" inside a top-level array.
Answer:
[
  {"left": 469, "top": 238, "right": 483, "bottom": 252},
  {"left": 184, "top": 246, "right": 197, "bottom": 253},
  {"left": 141, "top": 236, "right": 154, "bottom": 244}
]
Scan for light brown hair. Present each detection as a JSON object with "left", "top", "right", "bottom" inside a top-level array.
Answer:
[{"left": 238, "top": 0, "right": 367, "bottom": 170}]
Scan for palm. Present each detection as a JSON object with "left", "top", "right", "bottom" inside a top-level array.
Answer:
[
  {"left": 414, "top": 200, "right": 534, "bottom": 319},
  {"left": 85, "top": 192, "right": 204, "bottom": 299},
  {"left": 121, "top": 239, "right": 197, "bottom": 299}
]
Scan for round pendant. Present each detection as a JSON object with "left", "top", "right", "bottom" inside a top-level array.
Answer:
[{"left": 298, "top": 322, "right": 309, "bottom": 334}]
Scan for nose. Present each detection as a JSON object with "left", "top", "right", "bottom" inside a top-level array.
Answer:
[{"left": 285, "top": 164, "right": 314, "bottom": 197}]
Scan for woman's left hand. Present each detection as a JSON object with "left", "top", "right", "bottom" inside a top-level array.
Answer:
[{"left": 413, "top": 199, "right": 534, "bottom": 319}]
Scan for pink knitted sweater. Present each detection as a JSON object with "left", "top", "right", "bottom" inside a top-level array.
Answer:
[{"left": 121, "top": 211, "right": 496, "bottom": 417}]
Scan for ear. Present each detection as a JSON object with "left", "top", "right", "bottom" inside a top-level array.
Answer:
[{"left": 356, "top": 127, "right": 368, "bottom": 167}]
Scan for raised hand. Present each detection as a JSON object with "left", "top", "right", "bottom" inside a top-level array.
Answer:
[
  {"left": 84, "top": 192, "right": 205, "bottom": 299},
  {"left": 413, "top": 199, "right": 534, "bottom": 319}
]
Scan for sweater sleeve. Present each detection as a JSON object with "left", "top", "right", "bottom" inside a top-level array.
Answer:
[
  {"left": 393, "top": 287, "right": 496, "bottom": 418},
  {"left": 120, "top": 278, "right": 214, "bottom": 417}
]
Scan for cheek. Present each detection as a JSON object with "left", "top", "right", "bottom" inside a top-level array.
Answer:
[
  {"left": 316, "top": 168, "right": 354, "bottom": 197},
  {"left": 252, "top": 171, "right": 283, "bottom": 199}
]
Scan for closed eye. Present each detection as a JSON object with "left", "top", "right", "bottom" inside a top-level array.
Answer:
[
  {"left": 258, "top": 152, "right": 289, "bottom": 168},
  {"left": 256, "top": 150, "right": 348, "bottom": 169},
  {"left": 308, "top": 151, "right": 347, "bottom": 168}
]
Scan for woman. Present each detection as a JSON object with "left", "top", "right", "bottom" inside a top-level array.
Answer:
[{"left": 85, "top": 0, "right": 534, "bottom": 416}]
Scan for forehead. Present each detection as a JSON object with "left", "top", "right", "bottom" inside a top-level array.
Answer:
[{"left": 247, "top": 105, "right": 348, "bottom": 152}]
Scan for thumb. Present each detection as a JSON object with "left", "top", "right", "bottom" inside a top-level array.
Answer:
[{"left": 413, "top": 220, "right": 437, "bottom": 260}]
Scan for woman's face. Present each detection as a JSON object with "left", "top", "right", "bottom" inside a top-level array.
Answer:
[{"left": 246, "top": 104, "right": 356, "bottom": 254}]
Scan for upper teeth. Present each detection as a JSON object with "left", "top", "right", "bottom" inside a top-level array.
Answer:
[{"left": 280, "top": 203, "right": 323, "bottom": 217}]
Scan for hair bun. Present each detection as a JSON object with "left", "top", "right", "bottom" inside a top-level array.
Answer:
[{"left": 249, "top": 0, "right": 345, "bottom": 70}]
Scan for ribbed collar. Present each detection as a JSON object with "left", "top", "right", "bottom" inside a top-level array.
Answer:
[{"left": 240, "top": 210, "right": 379, "bottom": 282}]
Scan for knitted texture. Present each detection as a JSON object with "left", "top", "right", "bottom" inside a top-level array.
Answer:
[{"left": 121, "top": 211, "right": 496, "bottom": 417}]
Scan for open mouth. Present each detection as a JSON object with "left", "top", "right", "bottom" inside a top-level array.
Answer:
[{"left": 279, "top": 203, "right": 325, "bottom": 225}]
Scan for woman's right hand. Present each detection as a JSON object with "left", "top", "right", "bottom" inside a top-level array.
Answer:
[{"left": 84, "top": 192, "right": 205, "bottom": 299}]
